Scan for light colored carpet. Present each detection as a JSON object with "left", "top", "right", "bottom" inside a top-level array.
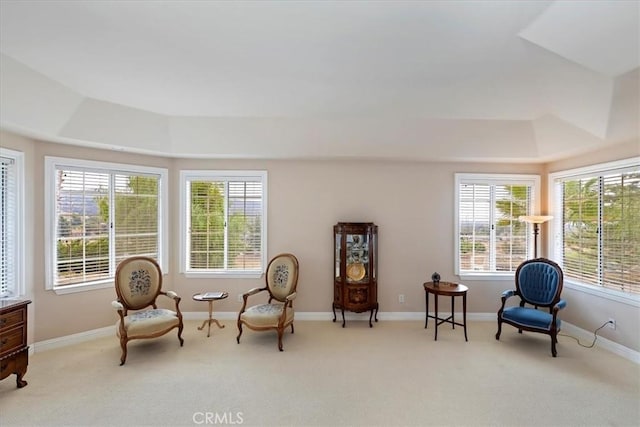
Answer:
[{"left": 1, "top": 320, "right": 638, "bottom": 427}]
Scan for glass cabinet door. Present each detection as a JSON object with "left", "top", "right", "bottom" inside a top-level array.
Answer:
[
  {"left": 335, "top": 233, "right": 341, "bottom": 279},
  {"left": 346, "top": 233, "right": 369, "bottom": 282}
]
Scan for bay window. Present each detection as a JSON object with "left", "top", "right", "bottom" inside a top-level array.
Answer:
[
  {"left": 550, "top": 158, "right": 640, "bottom": 296},
  {"left": 455, "top": 173, "right": 540, "bottom": 277},
  {"left": 180, "top": 170, "right": 267, "bottom": 277}
]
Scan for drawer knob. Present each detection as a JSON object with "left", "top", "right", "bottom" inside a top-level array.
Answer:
[
  {"left": 0, "top": 338, "right": 7, "bottom": 346},
  {"left": 0, "top": 318, "right": 7, "bottom": 326}
]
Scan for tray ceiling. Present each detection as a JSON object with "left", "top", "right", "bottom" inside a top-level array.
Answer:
[{"left": 0, "top": 0, "right": 638, "bottom": 161}]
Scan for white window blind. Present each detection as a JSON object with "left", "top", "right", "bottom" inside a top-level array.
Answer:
[
  {"left": 183, "top": 171, "right": 266, "bottom": 275},
  {"left": 55, "top": 169, "right": 110, "bottom": 285},
  {"left": 48, "top": 157, "right": 165, "bottom": 290},
  {"left": 456, "top": 174, "right": 539, "bottom": 276},
  {"left": 1, "top": 155, "right": 17, "bottom": 297},
  {"left": 558, "top": 165, "right": 640, "bottom": 295},
  {"left": 114, "top": 174, "right": 159, "bottom": 265}
]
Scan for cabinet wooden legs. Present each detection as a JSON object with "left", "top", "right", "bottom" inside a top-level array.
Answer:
[
  {"left": 368, "top": 304, "right": 379, "bottom": 327},
  {"left": 333, "top": 303, "right": 378, "bottom": 327},
  {"left": 331, "top": 303, "right": 346, "bottom": 327}
]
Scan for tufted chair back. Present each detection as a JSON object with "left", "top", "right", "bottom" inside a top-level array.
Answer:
[{"left": 515, "top": 258, "right": 563, "bottom": 307}]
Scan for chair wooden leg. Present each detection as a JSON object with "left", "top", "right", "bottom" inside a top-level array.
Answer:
[
  {"left": 277, "top": 329, "right": 284, "bottom": 351},
  {"left": 178, "top": 324, "right": 184, "bottom": 346},
  {"left": 119, "top": 339, "right": 128, "bottom": 366},
  {"left": 551, "top": 333, "right": 558, "bottom": 357},
  {"left": 496, "top": 318, "right": 502, "bottom": 340},
  {"left": 236, "top": 323, "right": 243, "bottom": 344},
  {"left": 290, "top": 323, "right": 294, "bottom": 334}
]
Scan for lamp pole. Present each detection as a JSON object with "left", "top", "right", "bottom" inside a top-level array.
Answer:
[
  {"left": 519, "top": 215, "right": 553, "bottom": 259},
  {"left": 532, "top": 222, "right": 540, "bottom": 258}
]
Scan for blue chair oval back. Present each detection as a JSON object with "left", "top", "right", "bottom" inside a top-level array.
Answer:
[{"left": 516, "top": 261, "right": 562, "bottom": 306}]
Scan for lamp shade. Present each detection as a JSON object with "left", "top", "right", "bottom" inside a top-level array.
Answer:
[{"left": 519, "top": 215, "right": 553, "bottom": 224}]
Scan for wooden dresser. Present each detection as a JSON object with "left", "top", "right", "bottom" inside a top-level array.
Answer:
[{"left": 0, "top": 299, "right": 31, "bottom": 388}]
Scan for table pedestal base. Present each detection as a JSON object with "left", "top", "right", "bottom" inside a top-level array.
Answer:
[{"left": 196, "top": 299, "right": 225, "bottom": 337}]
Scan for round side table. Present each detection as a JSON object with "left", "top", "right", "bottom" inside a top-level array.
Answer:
[{"left": 193, "top": 292, "right": 228, "bottom": 337}]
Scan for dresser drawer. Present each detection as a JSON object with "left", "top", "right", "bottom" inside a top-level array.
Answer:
[
  {"left": 0, "top": 326, "right": 26, "bottom": 358},
  {"left": 0, "top": 307, "right": 25, "bottom": 332}
]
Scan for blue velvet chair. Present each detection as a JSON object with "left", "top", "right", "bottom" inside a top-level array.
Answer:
[{"left": 496, "top": 258, "right": 566, "bottom": 357}]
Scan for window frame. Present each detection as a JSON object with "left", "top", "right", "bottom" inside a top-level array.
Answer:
[
  {"left": 454, "top": 173, "right": 541, "bottom": 280},
  {"left": 0, "top": 148, "right": 25, "bottom": 298},
  {"left": 548, "top": 157, "right": 640, "bottom": 307},
  {"left": 179, "top": 170, "right": 268, "bottom": 279},
  {"left": 44, "top": 156, "right": 168, "bottom": 294}
]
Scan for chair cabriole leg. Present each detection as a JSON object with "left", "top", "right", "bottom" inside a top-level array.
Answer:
[
  {"left": 236, "top": 322, "right": 243, "bottom": 344},
  {"left": 277, "top": 329, "right": 284, "bottom": 351},
  {"left": 119, "top": 340, "right": 128, "bottom": 366}
]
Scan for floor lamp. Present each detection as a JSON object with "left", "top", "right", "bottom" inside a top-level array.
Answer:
[{"left": 519, "top": 215, "right": 553, "bottom": 258}]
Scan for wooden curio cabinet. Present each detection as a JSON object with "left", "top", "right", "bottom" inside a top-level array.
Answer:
[{"left": 333, "top": 222, "right": 378, "bottom": 327}]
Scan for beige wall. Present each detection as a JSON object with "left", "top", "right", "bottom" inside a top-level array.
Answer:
[{"left": 2, "top": 129, "right": 639, "bottom": 352}]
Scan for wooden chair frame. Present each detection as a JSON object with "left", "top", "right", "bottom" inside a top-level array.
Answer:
[
  {"left": 236, "top": 253, "right": 299, "bottom": 351},
  {"left": 112, "top": 256, "right": 184, "bottom": 365}
]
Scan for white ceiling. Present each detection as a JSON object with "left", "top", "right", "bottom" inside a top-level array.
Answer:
[{"left": 0, "top": 0, "right": 638, "bottom": 162}]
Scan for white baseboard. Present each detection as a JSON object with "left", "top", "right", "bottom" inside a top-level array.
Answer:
[
  {"left": 32, "top": 311, "right": 639, "bottom": 364},
  {"left": 561, "top": 322, "right": 640, "bottom": 364},
  {"left": 33, "top": 325, "right": 114, "bottom": 353}
]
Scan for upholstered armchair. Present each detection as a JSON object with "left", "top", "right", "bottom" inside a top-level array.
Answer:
[
  {"left": 112, "top": 256, "right": 184, "bottom": 365},
  {"left": 237, "top": 253, "right": 299, "bottom": 351},
  {"left": 496, "top": 258, "right": 566, "bottom": 357}
]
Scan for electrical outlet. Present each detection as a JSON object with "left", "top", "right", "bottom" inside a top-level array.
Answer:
[
  {"left": 237, "top": 293, "right": 243, "bottom": 302},
  {"left": 608, "top": 318, "right": 616, "bottom": 330},
  {"left": 398, "top": 294, "right": 405, "bottom": 303}
]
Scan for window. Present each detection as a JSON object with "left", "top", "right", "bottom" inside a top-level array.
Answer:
[
  {"left": 1, "top": 148, "right": 24, "bottom": 298},
  {"left": 180, "top": 170, "right": 267, "bottom": 277},
  {"left": 550, "top": 158, "right": 640, "bottom": 296},
  {"left": 455, "top": 173, "right": 540, "bottom": 277},
  {"left": 45, "top": 157, "right": 168, "bottom": 293}
]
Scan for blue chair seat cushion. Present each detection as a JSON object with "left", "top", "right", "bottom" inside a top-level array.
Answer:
[{"left": 501, "top": 306, "right": 561, "bottom": 330}]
